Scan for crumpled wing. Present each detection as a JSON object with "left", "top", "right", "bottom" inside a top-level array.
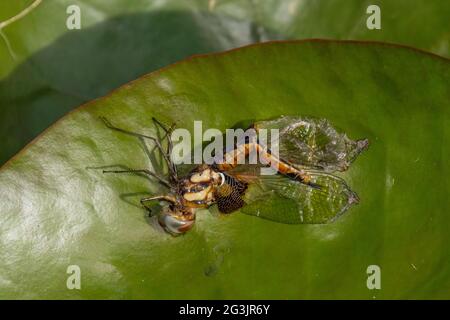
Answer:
[{"left": 253, "top": 116, "right": 369, "bottom": 172}]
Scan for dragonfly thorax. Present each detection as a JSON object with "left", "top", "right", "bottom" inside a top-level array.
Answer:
[{"left": 178, "top": 165, "right": 224, "bottom": 208}]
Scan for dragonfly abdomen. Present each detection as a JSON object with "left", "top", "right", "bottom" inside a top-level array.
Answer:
[{"left": 218, "top": 142, "right": 315, "bottom": 186}]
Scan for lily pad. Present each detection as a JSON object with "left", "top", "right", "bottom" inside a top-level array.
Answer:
[{"left": 0, "top": 40, "right": 449, "bottom": 299}]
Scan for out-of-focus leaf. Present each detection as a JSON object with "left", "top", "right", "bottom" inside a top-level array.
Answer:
[{"left": 219, "top": 0, "right": 450, "bottom": 57}]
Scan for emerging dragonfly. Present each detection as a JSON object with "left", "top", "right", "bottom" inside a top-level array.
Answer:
[{"left": 102, "top": 116, "right": 368, "bottom": 235}]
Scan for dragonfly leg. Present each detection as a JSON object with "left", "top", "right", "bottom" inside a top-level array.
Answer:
[
  {"left": 152, "top": 117, "right": 177, "bottom": 178},
  {"left": 103, "top": 168, "right": 171, "bottom": 188},
  {"left": 100, "top": 117, "right": 178, "bottom": 182},
  {"left": 140, "top": 195, "right": 176, "bottom": 213}
]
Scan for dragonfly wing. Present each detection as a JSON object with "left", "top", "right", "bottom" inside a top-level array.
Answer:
[
  {"left": 253, "top": 116, "right": 368, "bottom": 172},
  {"left": 239, "top": 170, "right": 359, "bottom": 224}
]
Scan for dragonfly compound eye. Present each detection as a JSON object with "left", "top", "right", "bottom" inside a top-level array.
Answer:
[{"left": 158, "top": 211, "right": 195, "bottom": 235}]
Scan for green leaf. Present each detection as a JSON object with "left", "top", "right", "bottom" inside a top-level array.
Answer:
[{"left": 1, "top": 41, "right": 449, "bottom": 299}]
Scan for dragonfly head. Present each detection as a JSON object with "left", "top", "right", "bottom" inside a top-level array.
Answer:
[{"left": 158, "top": 206, "right": 196, "bottom": 235}]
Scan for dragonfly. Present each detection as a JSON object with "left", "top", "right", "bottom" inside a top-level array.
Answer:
[{"left": 101, "top": 116, "right": 369, "bottom": 235}]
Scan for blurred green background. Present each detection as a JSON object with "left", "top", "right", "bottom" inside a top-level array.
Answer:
[{"left": 0, "top": 0, "right": 449, "bottom": 165}]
